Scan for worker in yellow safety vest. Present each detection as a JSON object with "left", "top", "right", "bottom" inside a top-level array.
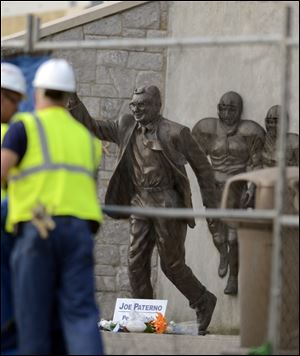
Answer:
[
  {"left": 1, "top": 58, "right": 104, "bottom": 355},
  {"left": 1, "top": 62, "right": 27, "bottom": 354}
]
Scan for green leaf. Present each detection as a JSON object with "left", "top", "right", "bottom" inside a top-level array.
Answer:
[
  {"left": 247, "top": 342, "right": 272, "bottom": 355},
  {"left": 144, "top": 323, "right": 156, "bottom": 333},
  {"left": 109, "top": 323, "right": 117, "bottom": 331}
]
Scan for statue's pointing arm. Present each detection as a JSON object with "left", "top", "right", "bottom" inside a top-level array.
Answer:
[{"left": 67, "top": 92, "right": 119, "bottom": 144}]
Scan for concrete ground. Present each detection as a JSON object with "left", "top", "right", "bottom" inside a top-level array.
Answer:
[
  {"left": 101, "top": 332, "right": 299, "bottom": 355},
  {"left": 101, "top": 332, "right": 242, "bottom": 355}
]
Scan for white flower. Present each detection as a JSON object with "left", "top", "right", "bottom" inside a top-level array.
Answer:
[
  {"left": 98, "top": 319, "right": 115, "bottom": 330},
  {"left": 124, "top": 320, "right": 147, "bottom": 332}
]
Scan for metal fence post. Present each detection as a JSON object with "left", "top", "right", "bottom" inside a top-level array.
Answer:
[{"left": 267, "top": 5, "right": 292, "bottom": 355}]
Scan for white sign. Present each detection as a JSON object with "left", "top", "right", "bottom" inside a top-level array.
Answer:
[{"left": 112, "top": 298, "right": 168, "bottom": 323}]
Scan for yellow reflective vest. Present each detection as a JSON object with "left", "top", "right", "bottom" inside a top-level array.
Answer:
[
  {"left": 7, "top": 107, "right": 103, "bottom": 232},
  {"left": 1, "top": 123, "right": 9, "bottom": 200}
]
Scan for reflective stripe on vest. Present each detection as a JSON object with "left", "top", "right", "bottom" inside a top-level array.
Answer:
[
  {"left": 6, "top": 109, "right": 102, "bottom": 232},
  {"left": 1, "top": 123, "right": 9, "bottom": 200},
  {"left": 9, "top": 114, "right": 96, "bottom": 182}
]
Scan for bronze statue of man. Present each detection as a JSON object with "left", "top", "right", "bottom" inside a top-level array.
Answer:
[
  {"left": 68, "top": 86, "right": 219, "bottom": 335},
  {"left": 192, "top": 91, "right": 265, "bottom": 295},
  {"left": 262, "top": 105, "right": 299, "bottom": 167}
]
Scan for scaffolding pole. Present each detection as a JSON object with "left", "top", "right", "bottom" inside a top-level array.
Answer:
[
  {"left": 101, "top": 205, "right": 299, "bottom": 227},
  {"left": 267, "top": 5, "right": 293, "bottom": 355},
  {"left": 2, "top": 34, "right": 299, "bottom": 51}
]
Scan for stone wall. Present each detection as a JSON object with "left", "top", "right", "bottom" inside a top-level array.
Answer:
[{"left": 46, "top": 1, "right": 169, "bottom": 320}]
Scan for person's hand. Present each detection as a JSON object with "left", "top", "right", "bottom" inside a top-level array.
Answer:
[
  {"left": 67, "top": 92, "right": 80, "bottom": 110},
  {"left": 206, "top": 218, "right": 221, "bottom": 236},
  {"left": 241, "top": 183, "right": 256, "bottom": 209},
  {"left": 206, "top": 218, "right": 227, "bottom": 253}
]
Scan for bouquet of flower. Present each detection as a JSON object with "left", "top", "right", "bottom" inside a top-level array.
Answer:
[
  {"left": 98, "top": 312, "right": 198, "bottom": 335},
  {"left": 98, "top": 312, "right": 169, "bottom": 334}
]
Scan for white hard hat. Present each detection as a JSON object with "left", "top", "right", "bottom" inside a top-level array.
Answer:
[
  {"left": 1, "top": 62, "right": 27, "bottom": 97},
  {"left": 33, "top": 58, "right": 76, "bottom": 92}
]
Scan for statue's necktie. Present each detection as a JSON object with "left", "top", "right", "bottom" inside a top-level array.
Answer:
[{"left": 140, "top": 124, "right": 162, "bottom": 150}]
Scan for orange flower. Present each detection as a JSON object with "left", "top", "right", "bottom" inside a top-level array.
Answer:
[{"left": 152, "top": 312, "right": 168, "bottom": 334}]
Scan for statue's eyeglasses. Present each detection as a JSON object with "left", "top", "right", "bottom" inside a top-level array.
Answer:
[{"left": 129, "top": 102, "right": 146, "bottom": 111}]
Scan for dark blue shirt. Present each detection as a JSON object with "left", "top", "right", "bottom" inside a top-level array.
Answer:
[{"left": 2, "top": 121, "right": 27, "bottom": 164}]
